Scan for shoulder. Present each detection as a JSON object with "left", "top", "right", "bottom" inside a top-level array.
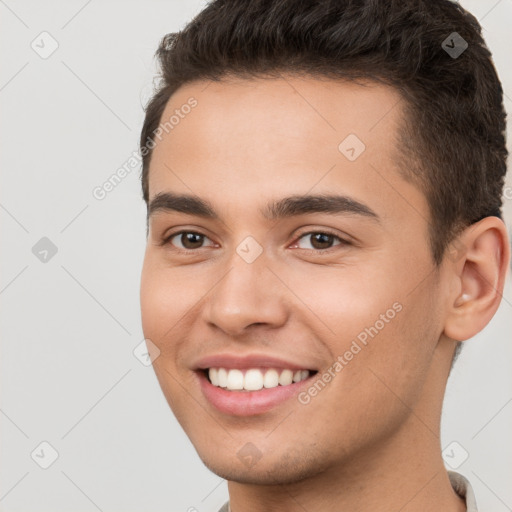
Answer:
[
  {"left": 448, "top": 470, "right": 479, "bottom": 512},
  {"left": 216, "top": 500, "right": 230, "bottom": 512}
]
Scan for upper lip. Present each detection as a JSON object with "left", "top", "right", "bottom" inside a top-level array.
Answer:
[{"left": 192, "top": 353, "right": 318, "bottom": 371}]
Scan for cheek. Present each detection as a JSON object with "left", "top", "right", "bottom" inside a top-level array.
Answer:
[
  {"left": 140, "top": 258, "right": 167, "bottom": 341},
  {"left": 334, "top": 278, "right": 441, "bottom": 420},
  {"left": 286, "top": 260, "right": 439, "bottom": 399},
  {"left": 140, "top": 254, "right": 200, "bottom": 343},
  {"left": 280, "top": 262, "right": 400, "bottom": 341}
]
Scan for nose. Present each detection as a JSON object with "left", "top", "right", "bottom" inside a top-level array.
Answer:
[{"left": 203, "top": 249, "right": 289, "bottom": 337}]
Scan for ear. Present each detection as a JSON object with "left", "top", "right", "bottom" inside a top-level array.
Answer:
[{"left": 443, "top": 216, "right": 510, "bottom": 342}]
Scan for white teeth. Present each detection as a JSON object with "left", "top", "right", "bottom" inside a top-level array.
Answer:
[
  {"left": 263, "top": 369, "right": 279, "bottom": 388},
  {"left": 207, "top": 367, "right": 311, "bottom": 391},
  {"left": 278, "top": 369, "right": 293, "bottom": 386},
  {"left": 226, "top": 369, "right": 244, "bottom": 390},
  {"left": 209, "top": 368, "right": 219, "bottom": 386},
  {"left": 217, "top": 368, "right": 228, "bottom": 388},
  {"left": 244, "top": 369, "right": 264, "bottom": 391}
]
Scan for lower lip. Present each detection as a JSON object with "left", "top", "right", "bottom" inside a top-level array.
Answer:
[{"left": 197, "top": 370, "right": 315, "bottom": 416}]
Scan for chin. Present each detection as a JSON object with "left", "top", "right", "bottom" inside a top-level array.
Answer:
[{"left": 196, "top": 442, "right": 334, "bottom": 485}]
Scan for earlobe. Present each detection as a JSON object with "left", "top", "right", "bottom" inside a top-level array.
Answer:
[{"left": 443, "top": 217, "right": 510, "bottom": 342}]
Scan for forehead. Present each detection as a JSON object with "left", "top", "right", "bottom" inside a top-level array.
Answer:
[{"left": 148, "top": 75, "right": 408, "bottom": 208}]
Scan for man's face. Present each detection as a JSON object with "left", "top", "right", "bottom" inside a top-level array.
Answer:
[{"left": 140, "top": 76, "right": 449, "bottom": 483}]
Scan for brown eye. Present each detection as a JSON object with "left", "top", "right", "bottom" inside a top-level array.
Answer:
[
  {"left": 295, "top": 231, "right": 348, "bottom": 251},
  {"left": 164, "top": 231, "right": 215, "bottom": 250},
  {"left": 310, "top": 233, "right": 335, "bottom": 249},
  {"left": 179, "top": 232, "right": 204, "bottom": 249}
]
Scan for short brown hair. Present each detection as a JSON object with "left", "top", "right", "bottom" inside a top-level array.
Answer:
[{"left": 140, "top": 0, "right": 507, "bottom": 265}]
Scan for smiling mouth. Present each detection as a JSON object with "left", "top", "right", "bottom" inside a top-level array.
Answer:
[{"left": 201, "top": 367, "right": 318, "bottom": 392}]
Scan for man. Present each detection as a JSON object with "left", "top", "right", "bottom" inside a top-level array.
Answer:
[{"left": 139, "top": 0, "right": 510, "bottom": 510}]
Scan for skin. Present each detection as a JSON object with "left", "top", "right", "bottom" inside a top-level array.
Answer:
[{"left": 140, "top": 75, "right": 510, "bottom": 512}]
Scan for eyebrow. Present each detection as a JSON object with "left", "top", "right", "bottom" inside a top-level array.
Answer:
[{"left": 148, "top": 192, "right": 380, "bottom": 222}]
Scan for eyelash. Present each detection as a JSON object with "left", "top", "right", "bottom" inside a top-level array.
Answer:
[{"left": 160, "top": 229, "right": 351, "bottom": 254}]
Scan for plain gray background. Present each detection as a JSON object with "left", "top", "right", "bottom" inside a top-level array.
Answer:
[{"left": 1, "top": 1, "right": 511, "bottom": 511}]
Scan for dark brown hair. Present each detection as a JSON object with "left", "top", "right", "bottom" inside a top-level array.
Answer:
[{"left": 140, "top": 0, "right": 507, "bottom": 267}]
